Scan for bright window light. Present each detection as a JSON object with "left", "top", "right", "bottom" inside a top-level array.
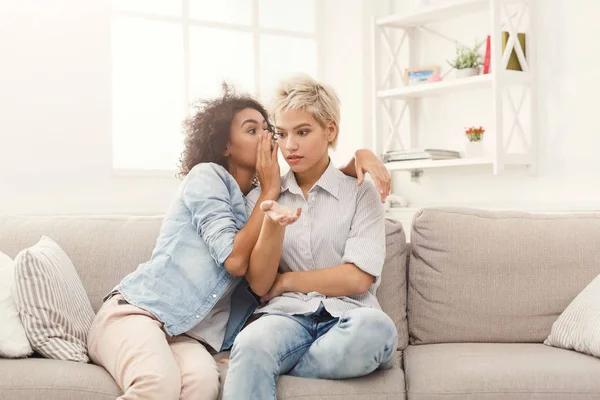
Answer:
[{"left": 111, "top": 1, "right": 319, "bottom": 171}]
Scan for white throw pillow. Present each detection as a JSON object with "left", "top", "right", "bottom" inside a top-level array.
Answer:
[
  {"left": 544, "top": 274, "right": 600, "bottom": 357},
  {"left": 0, "top": 251, "right": 33, "bottom": 358}
]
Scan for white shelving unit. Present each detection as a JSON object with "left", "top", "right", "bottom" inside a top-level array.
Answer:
[{"left": 372, "top": 0, "right": 537, "bottom": 179}]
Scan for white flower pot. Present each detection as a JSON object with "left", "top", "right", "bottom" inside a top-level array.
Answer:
[
  {"left": 456, "top": 67, "right": 480, "bottom": 78},
  {"left": 465, "top": 140, "right": 484, "bottom": 158}
]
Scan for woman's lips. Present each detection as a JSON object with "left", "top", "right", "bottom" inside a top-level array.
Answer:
[{"left": 286, "top": 155, "right": 303, "bottom": 165}]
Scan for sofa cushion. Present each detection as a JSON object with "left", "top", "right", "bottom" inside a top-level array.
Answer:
[
  {"left": 0, "top": 352, "right": 403, "bottom": 400},
  {"left": 404, "top": 343, "right": 600, "bottom": 400},
  {"left": 378, "top": 218, "right": 409, "bottom": 350},
  {"left": 215, "top": 351, "right": 406, "bottom": 400},
  {"left": 0, "top": 357, "right": 121, "bottom": 400},
  {"left": 276, "top": 368, "right": 406, "bottom": 400},
  {"left": 1, "top": 352, "right": 405, "bottom": 400},
  {"left": 408, "top": 207, "right": 600, "bottom": 344},
  {"left": 0, "top": 215, "right": 163, "bottom": 312}
]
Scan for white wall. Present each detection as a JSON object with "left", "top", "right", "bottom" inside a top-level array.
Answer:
[
  {"left": 0, "top": 0, "right": 180, "bottom": 215},
  {"left": 321, "top": 0, "right": 389, "bottom": 167},
  {"left": 0, "top": 0, "right": 385, "bottom": 215},
  {"left": 2, "top": 0, "right": 598, "bottom": 215}
]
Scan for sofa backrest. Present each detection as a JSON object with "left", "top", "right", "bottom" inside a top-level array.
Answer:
[
  {"left": 0, "top": 215, "right": 409, "bottom": 349},
  {"left": 0, "top": 215, "right": 163, "bottom": 312},
  {"left": 407, "top": 207, "right": 600, "bottom": 344}
]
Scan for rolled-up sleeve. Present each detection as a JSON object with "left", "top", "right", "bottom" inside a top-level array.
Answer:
[
  {"left": 182, "top": 163, "right": 237, "bottom": 266},
  {"left": 341, "top": 181, "right": 386, "bottom": 277}
]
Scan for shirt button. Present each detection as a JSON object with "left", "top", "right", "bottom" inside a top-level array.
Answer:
[
  {"left": 195, "top": 314, "right": 200, "bottom": 319},
  {"left": 212, "top": 294, "right": 217, "bottom": 298}
]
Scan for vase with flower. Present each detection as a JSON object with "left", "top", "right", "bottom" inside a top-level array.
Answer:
[{"left": 465, "top": 126, "right": 485, "bottom": 158}]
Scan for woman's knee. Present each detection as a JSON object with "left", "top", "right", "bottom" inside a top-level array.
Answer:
[
  {"left": 128, "top": 368, "right": 182, "bottom": 400},
  {"left": 180, "top": 365, "right": 220, "bottom": 400},
  {"left": 231, "top": 323, "right": 275, "bottom": 357},
  {"left": 341, "top": 308, "right": 397, "bottom": 347}
]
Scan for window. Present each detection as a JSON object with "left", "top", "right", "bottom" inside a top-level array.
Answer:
[{"left": 111, "top": 0, "right": 320, "bottom": 171}]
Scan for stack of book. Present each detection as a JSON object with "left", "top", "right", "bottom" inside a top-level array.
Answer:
[{"left": 383, "top": 148, "right": 461, "bottom": 162}]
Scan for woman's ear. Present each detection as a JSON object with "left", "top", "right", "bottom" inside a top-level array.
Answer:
[
  {"left": 326, "top": 120, "right": 338, "bottom": 145},
  {"left": 222, "top": 143, "right": 231, "bottom": 157}
]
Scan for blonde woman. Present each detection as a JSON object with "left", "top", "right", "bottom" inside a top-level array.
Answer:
[{"left": 222, "top": 76, "right": 398, "bottom": 400}]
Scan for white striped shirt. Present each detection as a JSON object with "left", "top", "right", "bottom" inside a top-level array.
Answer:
[{"left": 246, "top": 159, "right": 386, "bottom": 317}]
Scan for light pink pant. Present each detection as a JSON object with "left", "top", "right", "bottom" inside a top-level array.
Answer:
[{"left": 87, "top": 294, "right": 220, "bottom": 400}]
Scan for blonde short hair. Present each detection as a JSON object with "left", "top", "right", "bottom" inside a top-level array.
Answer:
[{"left": 270, "top": 74, "right": 341, "bottom": 148}]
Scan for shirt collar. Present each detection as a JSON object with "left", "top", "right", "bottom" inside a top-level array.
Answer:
[{"left": 281, "top": 159, "right": 340, "bottom": 200}]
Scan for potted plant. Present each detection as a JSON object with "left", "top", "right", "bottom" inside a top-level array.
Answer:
[
  {"left": 465, "top": 126, "right": 485, "bottom": 157},
  {"left": 448, "top": 40, "right": 484, "bottom": 78}
]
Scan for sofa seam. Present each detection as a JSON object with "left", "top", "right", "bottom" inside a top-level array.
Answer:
[
  {"left": 0, "top": 386, "right": 119, "bottom": 396},
  {"left": 418, "top": 208, "right": 600, "bottom": 221},
  {"left": 0, "top": 214, "right": 164, "bottom": 221},
  {"left": 279, "top": 391, "right": 406, "bottom": 399}
]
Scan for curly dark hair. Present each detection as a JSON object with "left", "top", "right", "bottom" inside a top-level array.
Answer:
[{"left": 178, "top": 83, "right": 272, "bottom": 178}]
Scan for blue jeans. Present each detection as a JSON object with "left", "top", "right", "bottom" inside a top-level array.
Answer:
[{"left": 222, "top": 304, "right": 398, "bottom": 400}]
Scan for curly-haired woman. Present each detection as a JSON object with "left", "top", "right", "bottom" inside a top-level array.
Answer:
[{"left": 86, "top": 84, "right": 390, "bottom": 400}]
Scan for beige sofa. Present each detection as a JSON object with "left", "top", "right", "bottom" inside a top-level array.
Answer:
[{"left": 1, "top": 207, "right": 600, "bottom": 400}]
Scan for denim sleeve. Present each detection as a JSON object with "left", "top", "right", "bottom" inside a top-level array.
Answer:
[
  {"left": 182, "top": 163, "right": 238, "bottom": 266},
  {"left": 341, "top": 181, "right": 386, "bottom": 277}
]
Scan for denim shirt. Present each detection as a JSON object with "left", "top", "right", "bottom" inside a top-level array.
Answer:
[{"left": 116, "top": 163, "right": 259, "bottom": 350}]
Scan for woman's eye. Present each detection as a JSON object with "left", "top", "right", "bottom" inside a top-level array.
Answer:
[
  {"left": 275, "top": 131, "right": 286, "bottom": 138},
  {"left": 298, "top": 130, "right": 309, "bottom": 136},
  {"left": 248, "top": 128, "right": 257, "bottom": 134}
]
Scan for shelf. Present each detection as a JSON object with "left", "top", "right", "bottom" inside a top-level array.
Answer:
[
  {"left": 377, "top": 71, "right": 531, "bottom": 100},
  {"left": 376, "top": 0, "right": 489, "bottom": 28},
  {"left": 385, "top": 154, "right": 533, "bottom": 172},
  {"left": 385, "top": 158, "right": 493, "bottom": 171},
  {"left": 378, "top": 74, "right": 491, "bottom": 99}
]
